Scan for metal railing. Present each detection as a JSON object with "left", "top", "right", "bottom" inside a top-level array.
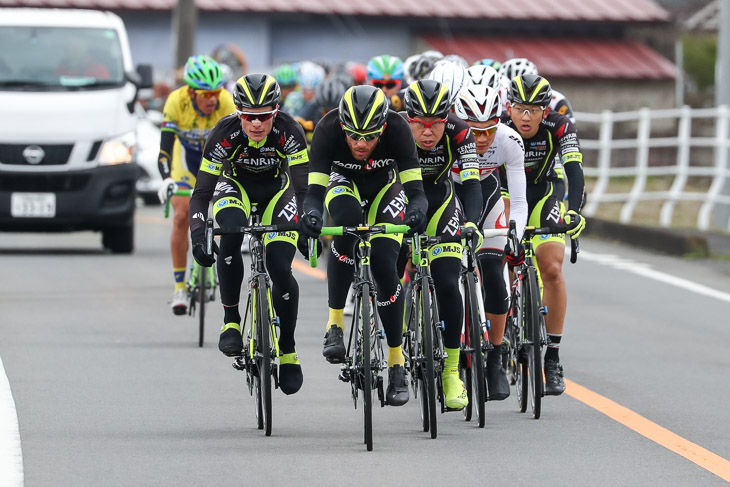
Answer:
[{"left": 575, "top": 105, "right": 730, "bottom": 232}]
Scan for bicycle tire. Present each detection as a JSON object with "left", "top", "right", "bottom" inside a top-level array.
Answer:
[
  {"left": 256, "top": 277, "right": 273, "bottom": 436},
  {"left": 525, "top": 266, "right": 543, "bottom": 419},
  {"left": 198, "top": 264, "right": 206, "bottom": 348},
  {"left": 254, "top": 374, "right": 264, "bottom": 430},
  {"left": 513, "top": 275, "right": 528, "bottom": 414},
  {"left": 361, "top": 282, "right": 373, "bottom": 451},
  {"left": 465, "top": 273, "right": 486, "bottom": 428},
  {"left": 420, "top": 277, "right": 437, "bottom": 439}
]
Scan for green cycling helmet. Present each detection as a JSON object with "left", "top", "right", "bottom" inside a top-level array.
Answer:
[
  {"left": 367, "top": 54, "right": 404, "bottom": 82},
  {"left": 183, "top": 55, "right": 224, "bottom": 90},
  {"left": 273, "top": 63, "right": 298, "bottom": 88}
]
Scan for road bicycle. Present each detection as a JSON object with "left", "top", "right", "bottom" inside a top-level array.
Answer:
[
  {"left": 310, "top": 223, "right": 410, "bottom": 451},
  {"left": 504, "top": 224, "right": 578, "bottom": 419},
  {"left": 205, "top": 208, "right": 299, "bottom": 436},
  {"left": 164, "top": 188, "right": 217, "bottom": 347},
  {"left": 459, "top": 227, "right": 510, "bottom": 428}
]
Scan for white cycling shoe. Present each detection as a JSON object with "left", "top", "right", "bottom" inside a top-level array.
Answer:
[{"left": 171, "top": 288, "right": 188, "bottom": 315}]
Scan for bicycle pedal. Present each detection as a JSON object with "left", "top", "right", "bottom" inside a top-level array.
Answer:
[{"left": 232, "top": 358, "right": 246, "bottom": 371}]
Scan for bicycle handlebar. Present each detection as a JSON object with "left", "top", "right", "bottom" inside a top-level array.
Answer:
[
  {"left": 319, "top": 224, "right": 411, "bottom": 237},
  {"left": 214, "top": 222, "right": 300, "bottom": 236},
  {"left": 521, "top": 224, "right": 580, "bottom": 264}
]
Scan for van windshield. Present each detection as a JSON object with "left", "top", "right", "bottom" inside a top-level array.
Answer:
[{"left": 0, "top": 26, "right": 125, "bottom": 90}]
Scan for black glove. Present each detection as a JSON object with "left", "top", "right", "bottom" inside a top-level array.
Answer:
[
  {"left": 191, "top": 227, "right": 217, "bottom": 267},
  {"left": 504, "top": 241, "right": 525, "bottom": 268},
  {"left": 404, "top": 206, "right": 427, "bottom": 236},
  {"left": 300, "top": 209, "right": 323, "bottom": 238},
  {"left": 296, "top": 233, "right": 323, "bottom": 259}
]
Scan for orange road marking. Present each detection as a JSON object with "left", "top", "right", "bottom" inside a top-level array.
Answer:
[
  {"left": 135, "top": 214, "right": 169, "bottom": 225},
  {"left": 291, "top": 258, "right": 327, "bottom": 280},
  {"left": 565, "top": 379, "right": 730, "bottom": 482}
]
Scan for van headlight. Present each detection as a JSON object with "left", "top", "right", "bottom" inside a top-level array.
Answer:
[{"left": 99, "top": 132, "right": 136, "bottom": 165}]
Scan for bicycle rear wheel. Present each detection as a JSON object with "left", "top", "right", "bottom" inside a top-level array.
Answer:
[
  {"left": 360, "top": 282, "right": 373, "bottom": 451},
  {"left": 256, "top": 277, "right": 273, "bottom": 435},
  {"left": 525, "top": 266, "right": 543, "bottom": 419},
  {"left": 465, "top": 273, "right": 486, "bottom": 428},
  {"left": 198, "top": 264, "right": 206, "bottom": 348},
  {"left": 420, "top": 277, "right": 437, "bottom": 439}
]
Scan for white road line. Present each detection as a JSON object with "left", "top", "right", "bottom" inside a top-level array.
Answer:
[
  {"left": 0, "top": 356, "right": 23, "bottom": 487},
  {"left": 578, "top": 249, "right": 730, "bottom": 303}
]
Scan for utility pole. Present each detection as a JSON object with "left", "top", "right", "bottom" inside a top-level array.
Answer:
[
  {"left": 172, "top": 0, "right": 197, "bottom": 70},
  {"left": 715, "top": 0, "right": 730, "bottom": 229}
]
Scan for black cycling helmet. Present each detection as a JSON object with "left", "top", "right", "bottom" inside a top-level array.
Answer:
[
  {"left": 508, "top": 74, "right": 552, "bottom": 107},
  {"left": 316, "top": 78, "right": 348, "bottom": 111},
  {"left": 233, "top": 73, "right": 281, "bottom": 109},
  {"left": 338, "top": 85, "right": 389, "bottom": 132},
  {"left": 404, "top": 79, "right": 451, "bottom": 119}
]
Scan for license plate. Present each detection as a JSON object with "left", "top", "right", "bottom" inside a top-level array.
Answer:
[{"left": 10, "top": 192, "right": 56, "bottom": 218}]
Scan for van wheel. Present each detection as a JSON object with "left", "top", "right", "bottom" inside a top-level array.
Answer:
[{"left": 103, "top": 223, "right": 134, "bottom": 254}]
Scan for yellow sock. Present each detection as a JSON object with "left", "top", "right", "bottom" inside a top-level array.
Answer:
[
  {"left": 173, "top": 267, "right": 186, "bottom": 292},
  {"left": 328, "top": 308, "right": 344, "bottom": 333},
  {"left": 388, "top": 346, "right": 405, "bottom": 367},
  {"left": 444, "top": 347, "right": 460, "bottom": 375}
]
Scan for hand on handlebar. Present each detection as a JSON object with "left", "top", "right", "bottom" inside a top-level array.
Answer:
[
  {"left": 564, "top": 210, "right": 586, "bottom": 239},
  {"left": 300, "top": 210, "right": 323, "bottom": 238},
  {"left": 463, "top": 222, "right": 483, "bottom": 250},
  {"left": 190, "top": 227, "right": 217, "bottom": 267},
  {"left": 404, "top": 206, "right": 427, "bottom": 236},
  {"left": 158, "top": 177, "right": 178, "bottom": 204}
]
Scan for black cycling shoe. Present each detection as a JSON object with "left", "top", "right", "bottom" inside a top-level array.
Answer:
[
  {"left": 279, "top": 352, "right": 303, "bottom": 395},
  {"left": 322, "top": 325, "right": 346, "bottom": 363},
  {"left": 486, "top": 344, "right": 510, "bottom": 401},
  {"left": 385, "top": 365, "right": 409, "bottom": 406},
  {"left": 218, "top": 327, "right": 243, "bottom": 357},
  {"left": 544, "top": 359, "right": 566, "bottom": 396}
]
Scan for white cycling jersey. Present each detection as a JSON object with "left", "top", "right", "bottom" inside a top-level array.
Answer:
[{"left": 451, "top": 123, "right": 528, "bottom": 243}]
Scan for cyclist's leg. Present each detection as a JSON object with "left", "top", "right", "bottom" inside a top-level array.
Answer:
[
  {"left": 212, "top": 175, "right": 251, "bottom": 356},
  {"left": 425, "top": 182, "right": 468, "bottom": 409},
  {"left": 261, "top": 175, "right": 302, "bottom": 394},
  {"left": 169, "top": 141, "right": 195, "bottom": 313},
  {"left": 322, "top": 173, "right": 362, "bottom": 362}
]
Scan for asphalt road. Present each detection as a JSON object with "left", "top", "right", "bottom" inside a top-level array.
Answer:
[{"left": 1, "top": 205, "right": 729, "bottom": 486}]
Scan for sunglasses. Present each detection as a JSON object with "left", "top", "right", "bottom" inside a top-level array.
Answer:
[
  {"left": 512, "top": 104, "right": 545, "bottom": 116},
  {"left": 236, "top": 108, "right": 278, "bottom": 122},
  {"left": 471, "top": 125, "right": 499, "bottom": 137},
  {"left": 408, "top": 116, "right": 447, "bottom": 129},
  {"left": 343, "top": 126, "right": 384, "bottom": 142},
  {"left": 371, "top": 80, "right": 399, "bottom": 89},
  {"left": 194, "top": 88, "right": 222, "bottom": 98}
]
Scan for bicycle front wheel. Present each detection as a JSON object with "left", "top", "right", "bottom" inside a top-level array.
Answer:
[
  {"left": 420, "top": 277, "right": 437, "bottom": 439},
  {"left": 360, "top": 282, "right": 373, "bottom": 451},
  {"left": 256, "top": 277, "right": 273, "bottom": 435},
  {"left": 465, "top": 273, "right": 486, "bottom": 428},
  {"left": 525, "top": 266, "right": 543, "bottom": 419},
  {"left": 198, "top": 264, "right": 206, "bottom": 348}
]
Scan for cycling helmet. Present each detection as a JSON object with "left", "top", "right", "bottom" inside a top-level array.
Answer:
[
  {"left": 498, "top": 57, "right": 538, "bottom": 81},
  {"left": 443, "top": 54, "right": 469, "bottom": 69},
  {"left": 404, "top": 79, "right": 451, "bottom": 119},
  {"left": 233, "top": 73, "right": 281, "bottom": 109},
  {"left": 346, "top": 62, "right": 368, "bottom": 85},
  {"left": 408, "top": 50, "right": 444, "bottom": 82},
  {"left": 183, "top": 55, "right": 224, "bottom": 90},
  {"left": 428, "top": 60, "right": 467, "bottom": 106},
  {"left": 473, "top": 58, "right": 502, "bottom": 71},
  {"left": 508, "top": 74, "right": 552, "bottom": 107},
  {"left": 466, "top": 65, "right": 501, "bottom": 89},
  {"left": 338, "top": 85, "right": 389, "bottom": 132},
  {"left": 316, "top": 78, "right": 348, "bottom": 111},
  {"left": 366, "top": 54, "right": 404, "bottom": 82},
  {"left": 454, "top": 84, "right": 502, "bottom": 122},
  {"left": 273, "top": 63, "right": 298, "bottom": 87},
  {"left": 297, "top": 61, "right": 325, "bottom": 90}
]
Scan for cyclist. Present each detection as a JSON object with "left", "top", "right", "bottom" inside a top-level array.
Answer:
[
  {"left": 295, "top": 77, "right": 348, "bottom": 143},
  {"left": 428, "top": 60, "right": 468, "bottom": 106},
  {"left": 504, "top": 74, "right": 586, "bottom": 395},
  {"left": 367, "top": 54, "right": 405, "bottom": 99},
  {"left": 453, "top": 84, "right": 528, "bottom": 400},
  {"left": 400, "top": 79, "right": 483, "bottom": 410},
  {"left": 465, "top": 65, "right": 501, "bottom": 89},
  {"left": 273, "top": 63, "right": 298, "bottom": 109},
  {"left": 299, "top": 85, "right": 428, "bottom": 407},
  {"left": 188, "top": 74, "right": 309, "bottom": 395},
  {"left": 156, "top": 55, "right": 236, "bottom": 315}
]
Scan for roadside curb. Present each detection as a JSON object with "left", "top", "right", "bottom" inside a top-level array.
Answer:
[{"left": 584, "top": 218, "right": 730, "bottom": 258}]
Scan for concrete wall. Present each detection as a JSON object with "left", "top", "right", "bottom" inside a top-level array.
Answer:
[{"left": 551, "top": 78, "right": 676, "bottom": 114}]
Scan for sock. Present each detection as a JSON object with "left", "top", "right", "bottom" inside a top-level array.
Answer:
[
  {"left": 545, "top": 333, "right": 562, "bottom": 362},
  {"left": 387, "top": 346, "right": 405, "bottom": 367},
  {"left": 328, "top": 308, "right": 344, "bottom": 332},
  {"left": 174, "top": 267, "right": 186, "bottom": 291},
  {"left": 443, "top": 347, "right": 460, "bottom": 375},
  {"left": 223, "top": 304, "right": 240, "bottom": 326}
]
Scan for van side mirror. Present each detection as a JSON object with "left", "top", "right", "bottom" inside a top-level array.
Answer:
[{"left": 135, "top": 64, "right": 153, "bottom": 89}]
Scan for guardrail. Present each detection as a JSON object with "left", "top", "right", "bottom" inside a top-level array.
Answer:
[{"left": 575, "top": 105, "right": 730, "bottom": 232}]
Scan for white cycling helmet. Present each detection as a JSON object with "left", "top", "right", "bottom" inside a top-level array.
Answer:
[
  {"left": 428, "top": 60, "right": 467, "bottom": 106},
  {"left": 498, "top": 58, "right": 538, "bottom": 81},
  {"left": 443, "top": 54, "right": 469, "bottom": 69},
  {"left": 454, "top": 84, "right": 502, "bottom": 122},
  {"left": 297, "top": 60, "right": 325, "bottom": 90},
  {"left": 466, "top": 65, "right": 501, "bottom": 89}
]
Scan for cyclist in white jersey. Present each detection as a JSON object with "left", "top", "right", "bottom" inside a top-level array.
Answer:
[{"left": 452, "top": 84, "right": 528, "bottom": 400}]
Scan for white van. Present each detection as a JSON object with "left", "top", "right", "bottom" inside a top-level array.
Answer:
[{"left": 0, "top": 8, "right": 153, "bottom": 253}]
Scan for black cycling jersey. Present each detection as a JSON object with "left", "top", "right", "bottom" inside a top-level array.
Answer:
[
  {"left": 504, "top": 111, "right": 585, "bottom": 212},
  {"left": 401, "top": 112, "right": 482, "bottom": 224},
  {"left": 303, "top": 109, "right": 426, "bottom": 216},
  {"left": 189, "top": 111, "right": 309, "bottom": 231}
]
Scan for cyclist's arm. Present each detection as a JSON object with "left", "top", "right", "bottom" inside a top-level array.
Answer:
[
  {"left": 502, "top": 127, "right": 528, "bottom": 241},
  {"left": 302, "top": 116, "right": 332, "bottom": 215},
  {"left": 451, "top": 121, "right": 481, "bottom": 225},
  {"left": 158, "top": 94, "right": 180, "bottom": 179},
  {"left": 555, "top": 117, "right": 585, "bottom": 212},
  {"left": 279, "top": 113, "right": 311, "bottom": 214}
]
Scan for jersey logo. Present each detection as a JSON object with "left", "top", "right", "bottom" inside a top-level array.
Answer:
[
  {"left": 454, "top": 128, "right": 469, "bottom": 144},
  {"left": 279, "top": 135, "right": 286, "bottom": 147},
  {"left": 556, "top": 123, "right": 567, "bottom": 138},
  {"left": 221, "top": 138, "right": 231, "bottom": 148}
]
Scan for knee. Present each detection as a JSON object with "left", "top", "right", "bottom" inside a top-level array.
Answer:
[{"left": 538, "top": 259, "right": 564, "bottom": 284}]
